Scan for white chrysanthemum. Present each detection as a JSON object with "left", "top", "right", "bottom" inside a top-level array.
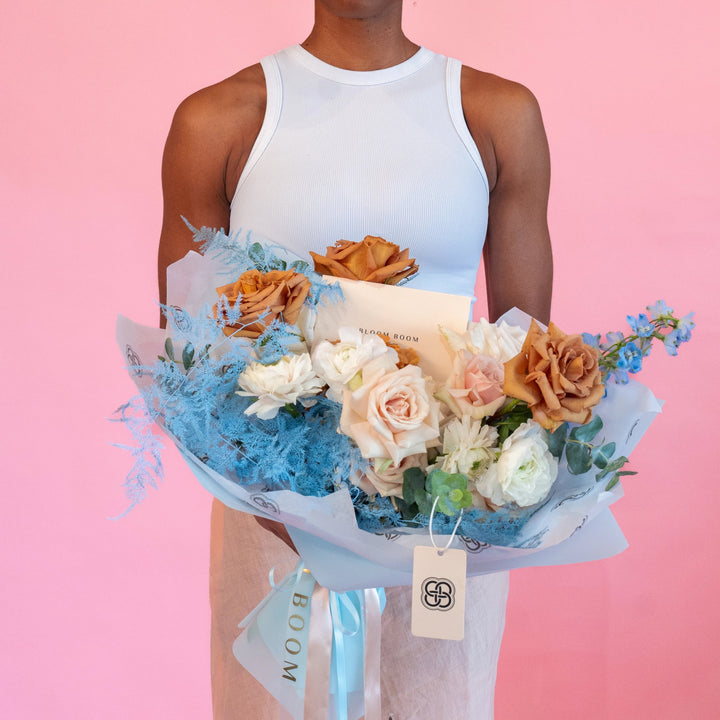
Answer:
[
  {"left": 312, "top": 327, "right": 398, "bottom": 402},
  {"left": 438, "top": 416, "right": 499, "bottom": 480},
  {"left": 236, "top": 353, "right": 324, "bottom": 420},
  {"left": 475, "top": 420, "right": 558, "bottom": 507}
]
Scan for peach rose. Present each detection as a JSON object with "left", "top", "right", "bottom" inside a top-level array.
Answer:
[
  {"left": 357, "top": 454, "right": 429, "bottom": 498},
  {"left": 435, "top": 350, "right": 506, "bottom": 420},
  {"left": 216, "top": 269, "right": 311, "bottom": 339},
  {"left": 340, "top": 364, "right": 440, "bottom": 466},
  {"left": 504, "top": 320, "right": 605, "bottom": 431},
  {"left": 310, "top": 236, "right": 418, "bottom": 285}
]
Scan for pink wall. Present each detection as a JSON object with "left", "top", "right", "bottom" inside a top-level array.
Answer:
[{"left": 2, "top": 1, "right": 717, "bottom": 718}]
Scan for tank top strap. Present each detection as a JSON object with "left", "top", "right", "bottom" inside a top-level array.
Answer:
[{"left": 445, "top": 57, "right": 489, "bottom": 195}]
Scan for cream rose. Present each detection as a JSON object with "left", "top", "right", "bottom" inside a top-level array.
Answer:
[
  {"left": 311, "top": 327, "right": 398, "bottom": 402},
  {"left": 475, "top": 420, "right": 558, "bottom": 507},
  {"left": 340, "top": 365, "right": 440, "bottom": 466},
  {"left": 236, "top": 353, "right": 324, "bottom": 420}
]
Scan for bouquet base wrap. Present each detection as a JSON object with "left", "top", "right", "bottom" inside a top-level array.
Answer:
[{"left": 232, "top": 562, "right": 384, "bottom": 720}]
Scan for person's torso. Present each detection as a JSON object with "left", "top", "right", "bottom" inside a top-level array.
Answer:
[{"left": 229, "top": 44, "right": 489, "bottom": 299}]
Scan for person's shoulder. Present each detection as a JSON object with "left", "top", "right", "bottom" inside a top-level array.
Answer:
[
  {"left": 169, "top": 63, "right": 267, "bottom": 143},
  {"left": 459, "top": 64, "right": 549, "bottom": 188},
  {"left": 460, "top": 65, "right": 543, "bottom": 131}
]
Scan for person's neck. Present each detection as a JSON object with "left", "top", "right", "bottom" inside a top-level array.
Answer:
[{"left": 302, "top": 4, "right": 418, "bottom": 71}]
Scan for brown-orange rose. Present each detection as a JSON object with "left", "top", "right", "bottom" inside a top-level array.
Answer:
[
  {"left": 504, "top": 320, "right": 605, "bottom": 431},
  {"left": 215, "top": 269, "right": 311, "bottom": 339},
  {"left": 309, "top": 236, "right": 418, "bottom": 285},
  {"left": 377, "top": 333, "right": 420, "bottom": 369}
]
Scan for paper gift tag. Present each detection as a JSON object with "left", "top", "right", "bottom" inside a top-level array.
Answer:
[{"left": 411, "top": 545, "right": 467, "bottom": 641}]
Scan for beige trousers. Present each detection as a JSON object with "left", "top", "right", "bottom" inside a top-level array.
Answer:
[{"left": 210, "top": 500, "right": 509, "bottom": 720}]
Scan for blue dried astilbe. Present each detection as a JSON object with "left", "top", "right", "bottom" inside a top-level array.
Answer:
[
  {"left": 109, "top": 396, "right": 165, "bottom": 517},
  {"left": 115, "top": 229, "right": 348, "bottom": 514}
]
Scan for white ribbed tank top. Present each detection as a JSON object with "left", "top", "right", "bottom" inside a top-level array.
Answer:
[{"left": 229, "top": 44, "right": 489, "bottom": 299}]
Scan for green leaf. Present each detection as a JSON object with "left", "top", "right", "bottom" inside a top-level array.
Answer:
[
  {"left": 164, "top": 337, "right": 175, "bottom": 362},
  {"left": 604, "top": 475, "right": 620, "bottom": 491},
  {"left": 595, "top": 456, "right": 630, "bottom": 482},
  {"left": 182, "top": 342, "right": 195, "bottom": 371},
  {"left": 268, "top": 256, "right": 287, "bottom": 271},
  {"left": 426, "top": 470, "right": 471, "bottom": 515},
  {"left": 569, "top": 415, "right": 603, "bottom": 443},
  {"left": 403, "top": 466, "right": 426, "bottom": 494},
  {"left": 283, "top": 403, "right": 300, "bottom": 418},
  {"left": 545, "top": 423, "right": 568, "bottom": 458},
  {"left": 290, "top": 260, "right": 310, "bottom": 273},
  {"left": 566, "top": 441, "right": 593, "bottom": 474},
  {"left": 248, "top": 242, "right": 265, "bottom": 266},
  {"left": 591, "top": 442, "right": 616, "bottom": 470}
]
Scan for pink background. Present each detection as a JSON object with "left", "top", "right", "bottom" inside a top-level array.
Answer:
[{"left": 2, "top": 1, "right": 717, "bottom": 717}]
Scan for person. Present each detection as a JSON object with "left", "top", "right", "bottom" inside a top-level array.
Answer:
[{"left": 158, "top": 1, "right": 552, "bottom": 717}]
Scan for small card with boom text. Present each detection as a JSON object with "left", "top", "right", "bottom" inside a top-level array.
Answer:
[
  {"left": 411, "top": 545, "right": 467, "bottom": 641},
  {"left": 313, "top": 277, "right": 471, "bottom": 380}
]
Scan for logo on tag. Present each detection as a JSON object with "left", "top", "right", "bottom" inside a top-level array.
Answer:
[{"left": 420, "top": 577, "right": 455, "bottom": 611}]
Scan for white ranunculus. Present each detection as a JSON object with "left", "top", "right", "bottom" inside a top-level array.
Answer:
[
  {"left": 236, "top": 353, "right": 324, "bottom": 420},
  {"left": 437, "top": 416, "right": 499, "bottom": 480},
  {"left": 312, "top": 327, "right": 398, "bottom": 402},
  {"left": 475, "top": 420, "right": 558, "bottom": 507},
  {"left": 442, "top": 319, "right": 526, "bottom": 364}
]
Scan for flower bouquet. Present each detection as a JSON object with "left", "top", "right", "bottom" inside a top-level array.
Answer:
[
  {"left": 115, "top": 226, "right": 692, "bottom": 719},
  {"left": 116, "top": 227, "right": 693, "bottom": 587}
]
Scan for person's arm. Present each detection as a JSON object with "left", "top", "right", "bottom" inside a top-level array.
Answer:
[
  {"left": 462, "top": 69, "right": 553, "bottom": 324},
  {"left": 158, "top": 67, "right": 266, "bottom": 324},
  {"left": 158, "top": 69, "right": 296, "bottom": 550}
]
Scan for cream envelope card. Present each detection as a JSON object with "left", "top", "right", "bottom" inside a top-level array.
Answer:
[{"left": 312, "top": 277, "right": 472, "bottom": 379}]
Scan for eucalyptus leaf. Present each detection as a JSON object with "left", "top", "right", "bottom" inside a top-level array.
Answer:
[
  {"left": 566, "top": 441, "right": 593, "bottom": 474},
  {"left": 248, "top": 242, "right": 265, "bottom": 266},
  {"left": 182, "top": 342, "right": 195, "bottom": 371},
  {"left": 605, "top": 475, "right": 620, "bottom": 491},
  {"left": 569, "top": 415, "right": 603, "bottom": 443},
  {"left": 290, "top": 260, "right": 310, "bottom": 273},
  {"left": 164, "top": 337, "right": 175, "bottom": 362},
  {"left": 545, "top": 423, "right": 568, "bottom": 458},
  {"left": 591, "top": 442, "right": 616, "bottom": 470}
]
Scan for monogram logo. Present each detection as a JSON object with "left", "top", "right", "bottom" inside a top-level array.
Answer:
[
  {"left": 125, "top": 345, "right": 142, "bottom": 376},
  {"left": 251, "top": 494, "right": 280, "bottom": 514},
  {"left": 459, "top": 536, "right": 490, "bottom": 553},
  {"left": 375, "top": 531, "right": 401, "bottom": 541},
  {"left": 420, "top": 577, "right": 455, "bottom": 612},
  {"left": 169, "top": 305, "right": 191, "bottom": 332}
]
